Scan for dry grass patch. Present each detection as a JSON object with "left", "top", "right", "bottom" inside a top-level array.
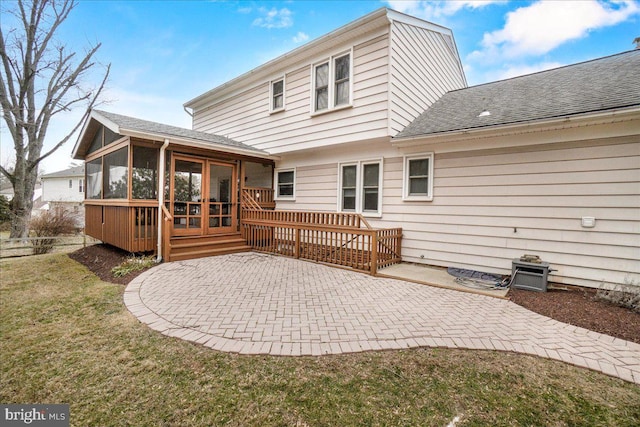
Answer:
[{"left": 1, "top": 254, "right": 639, "bottom": 426}]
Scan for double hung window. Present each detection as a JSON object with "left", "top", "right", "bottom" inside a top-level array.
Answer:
[
  {"left": 275, "top": 169, "right": 295, "bottom": 200},
  {"left": 312, "top": 50, "right": 352, "bottom": 113},
  {"left": 271, "top": 78, "right": 285, "bottom": 112},
  {"left": 403, "top": 153, "right": 434, "bottom": 201},
  {"left": 338, "top": 160, "right": 382, "bottom": 216}
]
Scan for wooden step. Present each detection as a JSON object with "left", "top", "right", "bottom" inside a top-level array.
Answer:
[
  {"left": 167, "top": 233, "right": 251, "bottom": 261},
  {"left": 168, "top": 245, "right": 252, "bottom": 262},
  {"left": 171, "top": 236, "right": 247, "bottom": 251}
]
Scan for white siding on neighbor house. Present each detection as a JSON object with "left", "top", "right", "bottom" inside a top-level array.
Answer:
[
  {"left": 192, "top": 31, "right": 391, "bottom": 154},
  {"left": 42, "top": 177, "right": 84, "bottom": 203},
  {"left": 380, "top": 138, "right": 640, "bottom": 289},
  {"left": 275, "top": 137, "right": 639, "bottom": 289},
  {"left": 389, "top": 22, "right": 466, "bottom": 134}
]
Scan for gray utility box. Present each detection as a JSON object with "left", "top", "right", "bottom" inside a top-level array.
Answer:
[{"left": 511, "top": 259, "right": 550, "bottom": 292}]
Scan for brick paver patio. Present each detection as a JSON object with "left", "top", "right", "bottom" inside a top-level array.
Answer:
[{"left": 124, "top": 253, "right": 640, "bottom": 384}]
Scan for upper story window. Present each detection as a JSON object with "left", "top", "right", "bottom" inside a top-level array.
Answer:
[
  {"left": 314, "top": 63, "right": 329, "bottom": 111},
  {"left": 334, "top": 54, "right": 350, "bottom": 106},
  {"left": 403, "top": 153, "right": 434, "bottom": 201},
  {"left": 69, "top": 179, "right": 73, "bottom": 189},
  {"left": 312, "top": 50, "right": 352, "bottom": 114},
  {"left": 275, "top": 168, "right": 295, "bottom": 200},
  {"left": 270, "top": 78, "right": 285, "bottom": 113}
]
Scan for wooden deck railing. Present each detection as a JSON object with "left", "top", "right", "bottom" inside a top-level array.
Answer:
[
  {"left": 160, "top": 204, "right": 173, "bottom": 261},
  {"left": 241, "top": 209, "right": 401, "bottom": 275},
  {"left": 242, "top": 187, "right": 275, "bottom": 210}
]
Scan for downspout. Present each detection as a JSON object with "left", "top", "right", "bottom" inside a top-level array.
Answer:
[{"left": 157, "top": 139, "right": 170, "bottom": 262}]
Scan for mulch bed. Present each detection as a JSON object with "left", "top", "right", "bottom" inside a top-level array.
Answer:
[
  {"left": 510, "top": 286, "right": 640, "bottom": 344},
  {"left": 68, "top": 244, "right": 640, "bottom": 344},
  {"left": 67, "top": 244, "right": 152, "bottom": 286}
]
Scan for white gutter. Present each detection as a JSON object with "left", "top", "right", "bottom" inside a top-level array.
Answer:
[{"left": 156, "top": 139, "right": 170, "bottom": 262}]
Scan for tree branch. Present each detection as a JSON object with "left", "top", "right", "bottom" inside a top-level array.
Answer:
[
  {"left": 0, "top": 165, "right": 15, "bottom": 184},
  {"left": 35, "top": 62, "right": 110, "bottom": 166}
]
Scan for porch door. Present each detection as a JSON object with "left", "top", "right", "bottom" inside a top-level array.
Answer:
[
  {"left": 171, "top": 155, "right": 237, "bottom": 237},
  {"left": 171, "top": 157, "right": 205, "bottom": 236},
  {"left": 205, "top": 161, "right": 237, "bottom": 234}
]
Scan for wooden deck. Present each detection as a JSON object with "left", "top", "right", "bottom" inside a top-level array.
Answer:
[
  {"left": 86, "top": 189, "right": 402, "bottom": 274},
  {"left": 241, "top": 208, "right": 402, "bottom": 275}
]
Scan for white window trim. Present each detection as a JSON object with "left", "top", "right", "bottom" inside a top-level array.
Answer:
[
  {"left": 274, "top": 167, "right": 296, "bottom": 201},
  {"left": 269, "top": 76, "right": 285, "bottom": 114},
  {"left": 310, "top": 48, "right": 353, "bottom": 115},
  {"left": 402, "top": 153, "right": 434, "bottom": 201},
  {"left": 337, "top": 159, "right": 383, "bottom": 217}
]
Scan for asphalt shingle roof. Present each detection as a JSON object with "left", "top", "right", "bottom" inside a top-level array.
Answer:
[
  {"left": 41, "top": 165, "right": 84, "bottom": 178},
  {"left": 396, "top": 50, "right": 640, "bottom": 139},
  {"left": 94, "top": 110, "right": 266, "bottom": 154}
]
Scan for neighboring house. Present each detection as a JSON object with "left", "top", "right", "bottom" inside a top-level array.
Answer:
[
  {"left": 0, "top": 182, "right": 44, "bottom": 209},
  {"left": 72, "top": 8, "right": 640, "bottom": 290},
  {"left": 40, "top": 165, "right": 85, "bottom": 224}
]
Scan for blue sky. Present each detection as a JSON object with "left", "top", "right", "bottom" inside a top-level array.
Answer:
[{"left": 1, "top": 0, "right": 639, "bottom": 173}]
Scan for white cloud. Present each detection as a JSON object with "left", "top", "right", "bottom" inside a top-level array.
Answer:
[
  {"left": 475, "top": 0, "right": 640, "bottom": 59},
  {"left": 292, "top": 31, "right": 309, "bottom": 43},
  {"left": 386, "top": 0, "right": 500, "bottom": 20},
  {"left": 252, "top": 7, "right": 293, "bottom": 29}
]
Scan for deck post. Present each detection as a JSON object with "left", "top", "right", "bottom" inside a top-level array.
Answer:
[
  {"left": 294, "top": 227, "right": 301, "bottom": 259},
  {"left": 156, "top": 139, "right": 170, "bottom": 262},
  {"left": 370, "top": 231, "right": 378, "bottom": 276}
]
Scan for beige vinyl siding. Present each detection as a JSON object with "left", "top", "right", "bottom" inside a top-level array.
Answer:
[
  {"left": 389, "top": 22, "right": 466, "bottom": 135},
  {"left": 278, "top": 164, "right": 338, "bottom": 212},
  {"left": 272, "top": 138, "right": 638, "bottom": 288},
  {"left": 192, "top": 33, "right": 391, "bottom": 153},
  {"left": 381, "top": 139, "right": 639, "bottom": 289}
]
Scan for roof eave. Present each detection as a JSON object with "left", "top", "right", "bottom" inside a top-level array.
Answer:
[{"left": 121, "top": 128, "right": 279, "bottom": 161}]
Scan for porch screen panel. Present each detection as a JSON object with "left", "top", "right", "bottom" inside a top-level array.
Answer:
[
  {"left": 173, "top": 160, "right": 202, "bottom": 230},
  {"left": 86, "top": 158, "right": 102, "bottom": 199},
  {"left": 132, "top": 146, "right": 159, "bottom": 199},
  {"left": 208, "top": 164, "right": 233, "bottom": 228},
  {"left": 103, "top": 147, "right": 128, "bottom": 199}
]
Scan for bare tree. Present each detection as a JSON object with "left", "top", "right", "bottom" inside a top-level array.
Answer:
[{"left": 0, "top": 0, "right": 110, "bottom": 237}]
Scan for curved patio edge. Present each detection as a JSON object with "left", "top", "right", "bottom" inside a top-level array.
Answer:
[{"left": 124, "top": 255, "right": 640, "bottom": 385}]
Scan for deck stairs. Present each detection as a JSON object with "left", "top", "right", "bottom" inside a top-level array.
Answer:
[
  {"left": 164, "top": 190, "right": 270, "bottom": 262},
  {"left": 167, "top": 233, "right": 252, "bottom": 262}
]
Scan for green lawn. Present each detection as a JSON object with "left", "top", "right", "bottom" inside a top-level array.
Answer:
[{"left": 1, "top": 254, "right": 639, "bottom": 426}]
